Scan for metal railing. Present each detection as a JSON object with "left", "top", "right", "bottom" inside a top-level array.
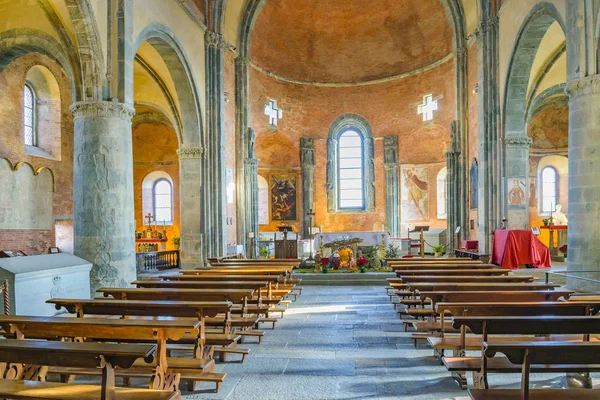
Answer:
[
  {"left": 545, "top": 269, "right": 600, "bottom": 292},
  {"left": 136, "top": 250, "right": 180, "bottom": 272}
]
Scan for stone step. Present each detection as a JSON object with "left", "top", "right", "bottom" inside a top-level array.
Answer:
[{"left": 296, "top": 272, "right": 393, "bottom": 286}]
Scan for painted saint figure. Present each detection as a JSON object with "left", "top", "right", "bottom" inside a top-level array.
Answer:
[
  {"left": 404, "top": 168, "right": 428, "bottom": 220},
  {"left": 508, "top": 179, "right": 525, "bottom": 205}
]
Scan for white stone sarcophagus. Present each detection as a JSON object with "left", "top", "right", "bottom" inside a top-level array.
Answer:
[{"left": 0, "top": 254, "right": 92, "bottom": 316}]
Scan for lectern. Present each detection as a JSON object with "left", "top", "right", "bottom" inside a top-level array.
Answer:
[{"left": 275, "top": 226, "right": 298, "bottom": 259}]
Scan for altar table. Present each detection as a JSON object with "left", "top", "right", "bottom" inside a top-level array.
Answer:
[{"left": 491, "top": 230, "right": 551, "bottom": 269}]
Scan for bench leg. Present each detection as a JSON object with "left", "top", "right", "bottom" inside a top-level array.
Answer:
[
  {"left": 216, "top": 381, "right": 222, "bottom": 392},
  {"left": 566, "top": 372, "right": 593, "bottom": 389},
  {"left": 472, "top": 371, "right": 485, "bottom": 389},
  {"left": 187, "top": 380, "right": 200, "bottom": 392},
  {"left": 122, "top": 377, "right": 131, "bottom": 387},
  {"left": 451, "top": 371, "right": 468, "bottom": 390}
]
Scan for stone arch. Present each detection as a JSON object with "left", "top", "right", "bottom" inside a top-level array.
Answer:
[
  {"left": 326, "top": 113, "right": 375, "bottom": 213},
  {"left": 502, "top": 3, "right": 565, "bottom": 229},
  {"left": 132, "top": 102, "right": 181, "bottom": 140},
  {"left": 133, "top": 24, "right": 203, "bottom": 147},
  {"left": 0, "top": 29, "right": 81, "bottom": 102},
  {"left": 503, "top": 2, "right": 566, "bottom": 140}
]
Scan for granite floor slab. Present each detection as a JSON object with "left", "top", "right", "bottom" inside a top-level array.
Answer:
[{"left": 171, "top": 285, "right": 597, "bottom": 399}]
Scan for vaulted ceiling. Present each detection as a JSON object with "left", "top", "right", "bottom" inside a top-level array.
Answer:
[{"left": 249, "top": 0, "right": 454, "bottom": 83}]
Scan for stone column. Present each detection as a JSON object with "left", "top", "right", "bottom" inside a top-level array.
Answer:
[
  {"left": 454, "top": 47, "right": 469, "bottom": 240},
  {"left": 244, "top": 158, "right": 260, "bottom": 258},
  {"left": 477, "top": 15, "right": 501, "bottom": 252},
  {"left": 71, "top": 101, "right": 135, "bottom": 296},
  {"left": 300, "top": 138, "right": 316, "bottom": 239},
  {"left": 235, "top": 56, "right": 250, "bottom": 252},
  {"left": 504, "top": 137, "right": 532, "bottom": 229},
  {"left": 383, "top": 136, "right": 399, "bottom": 237},
  {"left": 205, "top": 30, "right": 227, "bottom": 257},
  {"left": 445, "top": 122, "right": 461, "bottom": 245},
  {"left": 177, "top": 147, "right": 205, "bottom": 268},
  {"left": 565, "top": 76, "right": 600, "bottom": 291}
]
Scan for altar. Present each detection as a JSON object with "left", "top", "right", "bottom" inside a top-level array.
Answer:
[{"left": 315, "top": 231, "right": 389, "bottom": 249}]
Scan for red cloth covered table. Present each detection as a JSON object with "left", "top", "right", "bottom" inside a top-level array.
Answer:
[{"left": 491, "top": 230, "right": 551, "bottom": 269}]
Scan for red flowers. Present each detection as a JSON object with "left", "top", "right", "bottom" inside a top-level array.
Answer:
[
  {"left": 320, "top": 257, "right": 330, "bottom": 266},
  {"left": 559, "top": 244, "right": 568, "bottom": 253},
  {"left": 357, "top": 257, "right": 369, "bottom": 267}
]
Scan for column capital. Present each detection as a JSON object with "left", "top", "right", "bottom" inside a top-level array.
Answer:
[
  {"left": 504, "top": 136, "right": 533, "bottom": 148},
  {"left": 566, "top": 75, "right": 600, "bottom": 98},
  {"left": 177, "top": 146, "right": 204, "bottom": 159},
  {"left": 245, "top": 158, "right": 260, "bottom": 167},
  {"left": 204, "top": 30, "right": 227, "bottom": 50},
  {"left": 70, "top": 101, "right": 135, "bottom": 121}
]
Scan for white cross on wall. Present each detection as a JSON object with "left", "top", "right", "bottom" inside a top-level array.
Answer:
[
  {"left": 418, "top": 94, "right": 438, "bottom": 122},
  {"left": 265, "top": 99, "right": 283, "bottom": 126}
]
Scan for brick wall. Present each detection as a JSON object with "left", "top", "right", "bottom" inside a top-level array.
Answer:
[
  {"left": 0, "top": 53, "right": 74, "bottom": 255},
  {"left": 250, "top": 59, "right": 456, "bottom": 235}
]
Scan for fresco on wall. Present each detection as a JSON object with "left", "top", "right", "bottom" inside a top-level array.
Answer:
[
  {"left": 270, "top": 173, "right": 297, "bottom": 221},
  {"left": 529, "top": 177, "right": 537, "bottom": 208},
  {"left": 470, "top": 158, "right": 478, "bottom": 210},
  {"left": 507, "top": 178, "right": 527, "bottom": 208},
  {"left": 401, "top": 167, "right": 429, "bottom": 221}
]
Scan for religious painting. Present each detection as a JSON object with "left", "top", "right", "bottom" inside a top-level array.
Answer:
[
  {"left": 529, "top": 177, "right": 537, "bottom": 208},
  {"left": 507, "top": 178, "right": 527, "bottom": 208},
  {"left": 470, "top": 158, "right": 478, "bottom": 210},
  {"left": 401, "top": 167, "right": 429, "bottom": 222},
  {"left": 270, "top": 173, "right": 297, "bottom": 221}
]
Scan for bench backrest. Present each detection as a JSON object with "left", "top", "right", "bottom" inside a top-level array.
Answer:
[
  {"left": 162, "top": 274, "right": 281, "bottom": 282},
  {"left": 392, "top": 264, "right": 497, "bottom": 270},
  {"left": 133, "top": 280, "right": 269, "bottom": 290},
  {"left": 419, "top": 290, "right": 573, "bottom": 306},
  {"left": 454, "top": 315, "right": 600, "bottom": 335},
  {"left": 407, "top": 282, "right": 558, "bottom": 292},
  {"left": 98, "top": 288, "right": 254, "bottom": 304},
  {"left": 387, "top": 258, "right": 483, "bottom": 263},
  {"left": 485, "top": 341, "right": 600, "bottom": 365},
  {"left": 396, "top": 269, "right": 509, "bottom": 276},
  {"left": 399, "top": 276, "right": 534, "bottom": 283}
]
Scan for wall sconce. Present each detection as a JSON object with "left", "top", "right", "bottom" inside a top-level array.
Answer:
[
  {"left": 224, "top": 92, "right": 230, "bottom": 103},
  {"left": 472, "top": 84, "right": 479, "bottom": 94}
]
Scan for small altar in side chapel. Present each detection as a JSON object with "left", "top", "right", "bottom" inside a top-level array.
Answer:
[
  {"left": 0, "top": 254, "right": 91, "bottom": 316},
  {"left": 314, "top": 231, "right": 389, "bottom": 270},
  {"left": 538, "top": 204, "right": 569, "bottom": 262}
]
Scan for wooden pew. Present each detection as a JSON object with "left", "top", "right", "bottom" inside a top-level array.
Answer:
[
  {"left": 406, "top": 282, "right": 559, "bottom": 292},
  {"left": 0, "top": 339, "right": 179, "bottom": 400},
  {"left": 0, "top": 316, "right": 198, "bottom": 392},
  {"left": 420, "top": 290, "right": 573, "bottom": 310},
  {"left": 472, "top": 341, "right": 600, "bottom": 399},
  {"left": 397, "top": 276, "right": 535, "bottom": 283},
  {"left": 47, "top": 299, "right": 231, "bottom": 391},
  {"left": 392, "top": 264, "right": 498, "bottom": 271},
  {"left": 430, "top": 303, "right": 597, "bottom": 389},
  {"left": 453, "top": 317, "right": 600, "bottom": 399},
  {"left": 98, "top": 288, "right": 254, "bottom": 304},
  {"left": 395, "top": 269, "right": 510, "bottom": 276}
]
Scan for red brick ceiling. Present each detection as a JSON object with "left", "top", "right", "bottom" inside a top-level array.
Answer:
[{"left": 250, "top": 0, "right": 454, "bottom": 83}]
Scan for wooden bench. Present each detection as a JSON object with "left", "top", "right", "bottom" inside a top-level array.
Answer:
[
  {"left": 407, "top": 282, "right": 560, "bottom": 292},
  {"left": 399, "top": 275, "right": 535, "bottom": 283},
  {"left": 0, "top": 339, "right": 179, "bottom": 400},
  {"left": 432, "top": 303, "right": 597, "bottom": 388},
  {"left": 387, "top": 258, "right": 484, "bottom": 263},
  {"left": 396, "top": 269, "right": 510, "bottom": 276},
  {"left": 419, "top": 290, "right": 573, "bottom": 309},
  {"left": 470, "top": 340, "right": 600, "bottom": 399},
  {"left": 46, "top": 299, "right": 232, "bottom": 391},
  {"left": 392, "top": 264, "right": 498, "bottom": 271}
]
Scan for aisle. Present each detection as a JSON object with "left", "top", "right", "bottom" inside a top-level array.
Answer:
[{"left": 184, "top": 286, "right": 466, "bottom": 400}]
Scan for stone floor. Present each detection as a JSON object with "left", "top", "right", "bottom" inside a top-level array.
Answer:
[{"left": 179, "top": 285, "right": 596, "bottom": 399}]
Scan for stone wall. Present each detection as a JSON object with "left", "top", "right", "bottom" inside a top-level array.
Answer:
[
  {"left": 0, "top": 53, "right": 73, "bottom": 254},
  {"left": 250, "top": 59, "right": 455, "bottom": 235}
]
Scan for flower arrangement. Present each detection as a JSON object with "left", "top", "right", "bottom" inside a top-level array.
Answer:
[
  {"left": 320, "top": 257, "right": 330, "bottom": 266},
  {"left": 559, "top": 244, "right": 567, "bottom": 252},
  {"left": 357, "top": 257, "right": 369, "bottom": 268}
]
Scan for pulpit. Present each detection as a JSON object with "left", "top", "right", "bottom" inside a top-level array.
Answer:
[{"left": 274, "top": 226, "right": 298, "bottom": 259}]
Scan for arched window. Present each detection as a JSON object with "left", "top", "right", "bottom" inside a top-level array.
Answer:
[
  {"left": 153, "top": 179, "right": 173, "bottom": 223},
  {"left": 326, "top": 114, "right": 375, "bottom": 212},
  {"left": 23, "top": 83, "right": 36, "bottom": 146},
  {"left": 338, "top": 130, "right": 364, "bottom": 209},
  {"left": 540, "top": 166, "right": 558, "bottom": 213}
]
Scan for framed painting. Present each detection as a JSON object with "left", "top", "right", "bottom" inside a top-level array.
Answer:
[{"left": 270, "top": 173, "right": 297, "bottom": 221}]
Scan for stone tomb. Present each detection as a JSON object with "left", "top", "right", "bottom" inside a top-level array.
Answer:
[{"left": 0, "top": 254, "right": 91, "bottom": 316}]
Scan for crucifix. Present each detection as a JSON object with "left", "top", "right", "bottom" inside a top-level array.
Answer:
[
  {"left": 417, "top": 94, "right": 439, "bottom": 122},
  {"left": 145, "top": 213, "right": 155, "bottom": 226},
  {"left": 264, "top": 99, "right": 283, "bottom": 126}
]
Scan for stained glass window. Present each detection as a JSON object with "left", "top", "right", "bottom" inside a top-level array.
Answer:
[
  {"left": 23, "top": 84, "right": 36, "bottom": 146},
  {"left": 338, "top": 130, "right": 364, "bottom": 209}
]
